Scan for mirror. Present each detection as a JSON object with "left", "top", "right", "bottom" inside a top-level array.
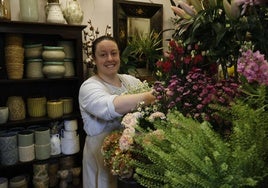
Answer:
[{"left": 113, "top": 0, "right": 163, "bottom": 52}]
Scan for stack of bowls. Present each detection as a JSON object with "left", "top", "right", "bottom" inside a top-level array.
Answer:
[
  {"left": 34, "top": 127, "right": 51, "bottom": 160},
  {"left": 18, "top": 130, "right": 35, "bottom": 162},
  {"left": 0, "top": 132, "right": 18, "bottom": 166},
  {"left": 42, "top": 46, "right": 66, "bottom": 78},
  {"left": 4, "top": 34, "right": 24, "bottom": 80},
  {"left": 24, "top": 44, "right": 44, "bottom": 79}
]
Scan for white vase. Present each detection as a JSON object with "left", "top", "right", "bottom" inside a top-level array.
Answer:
[
  {"left": 63, "top": 0, "right": 83, "bottom": 25},
  {"left": 46, "top": 3, "right": 66, "bottom": 24},
  {"left": 50, "top": 134, "right": 61, "bottom": 155}
]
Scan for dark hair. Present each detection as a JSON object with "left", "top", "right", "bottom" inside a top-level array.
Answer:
[{"left": 92, "top": 35, "right": 118, "bottom": 58}]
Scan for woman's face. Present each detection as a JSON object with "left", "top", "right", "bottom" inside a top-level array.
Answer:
[{"left": 94, "top": 39, "right": 120, "bottom": 77}]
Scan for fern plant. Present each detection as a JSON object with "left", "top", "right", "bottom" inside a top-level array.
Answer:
[{"left": 132, "top": 92, "right": 268, "bottom": 187}]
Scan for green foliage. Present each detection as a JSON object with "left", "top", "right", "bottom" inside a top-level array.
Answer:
[
  {"left": 132, "top": 94, "right": 268, "bottom": 187},
  {"left": 120, "top": 30, "right": 163, "bottom": 73}
]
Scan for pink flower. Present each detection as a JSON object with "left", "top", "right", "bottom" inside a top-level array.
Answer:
[
  {"left": 119, "top": 134, "right": 133, "bottom": 151},
  {"left": 121, "top": 113, "right": 139, "bottom": 128},
  {"left": 148, "top": 112, "right": 166, "bottom": 122}
]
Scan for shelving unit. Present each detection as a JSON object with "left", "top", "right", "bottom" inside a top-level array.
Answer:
[{"left": 0, "top": 20, "right": 86, "bottom": 187}]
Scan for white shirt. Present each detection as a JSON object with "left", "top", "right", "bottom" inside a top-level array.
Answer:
[{"left": 78, "top": 74, "right": 141, "bottom": 136}]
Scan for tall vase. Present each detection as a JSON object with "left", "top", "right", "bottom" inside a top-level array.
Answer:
[{"left": 63, "top": 0, "right": 83, "bottom": 25}]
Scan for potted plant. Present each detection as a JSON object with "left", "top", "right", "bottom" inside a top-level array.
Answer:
[{"left": 120, "top": 30, "right": 163, "bottom": 80}]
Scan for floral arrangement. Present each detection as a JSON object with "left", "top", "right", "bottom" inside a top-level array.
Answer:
[
  {"left": 101, "top": 80, "right": 159, "bottom": 179},
  {"left": 155, "top": 39, "right": 211, "bottom": 81},
  {"left": 169, "top": 0, "right": 268, "bottom": 78},
  {"left": 130, "top": 43, "right": 268, "bottom": 188},
  {"left": 101, "top": 111, "right": 165, "bottom": 179}
]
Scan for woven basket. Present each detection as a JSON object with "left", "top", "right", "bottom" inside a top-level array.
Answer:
[{"left": 5, "top": 34, "right": 23, "bottom": 46}]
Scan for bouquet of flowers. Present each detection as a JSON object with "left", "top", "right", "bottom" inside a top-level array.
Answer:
[{"left": 101, "top": 81, "right": 155, "bottom": 179}]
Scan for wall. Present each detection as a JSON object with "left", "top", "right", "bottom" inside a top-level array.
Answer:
[{"left": 10, "top": 0, "right": 174, "bottom": 49}]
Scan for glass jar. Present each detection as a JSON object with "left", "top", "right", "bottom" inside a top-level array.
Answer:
[
  {"left": 0, "top": 0, "right": 11, "bottom": 20},
  {"left": 19, "top": 0, "right": 39, "bottom": 22}
]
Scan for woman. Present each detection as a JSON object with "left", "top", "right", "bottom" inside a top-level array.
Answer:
[{"left": 79, "top": 35, "right": 155, "bottom": 188}]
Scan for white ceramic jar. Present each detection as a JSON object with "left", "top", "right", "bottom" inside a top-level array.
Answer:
[
  {"left": 50, "top": 134, "right": 61, "bottom": 155},
  {"left": 46, "top": 3, "right": 66, "bottom": 24},
  {"left": 42, "top": 62, "right": 66, "bottom": 78}
]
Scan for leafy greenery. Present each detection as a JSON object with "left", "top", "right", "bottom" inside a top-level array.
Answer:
[
  {"left": 131, "top": 88, "right": 268, "bottom": 187},
  {"left": 120, "top": 30, "right": 163, "bottom": 74}
]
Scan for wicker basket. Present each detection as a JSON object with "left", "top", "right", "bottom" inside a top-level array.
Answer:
[{"left": 5, "top": 34, "right": 23, "bottom": 46}]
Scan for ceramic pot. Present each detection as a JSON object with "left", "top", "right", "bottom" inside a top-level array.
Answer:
[
  {"left": 60, "top": 97, "right": 73, "bottom": 114},
  {"left": 18, "top": 130, "right": 34, "bottom": 147},
  {"left": 42, "top": 46, "right": 65, "bottom": 61},
  {"left": 25, "top": 59, "right": 44, "bottom": 79},
  {"left": 0, "top": 177, "right": 8, "bottom": 188},
  {"left": 24, "top": 44, "right": 43, "bottom": 59},
  {"left": 43, "top": 62, "right": 66, "bottom": 78},
  {"left": 18, "top": 144, "right": 35, "bottom": 162},
  {"left": 6, "top": 96, "right": 26, "bottom": 121},
  {"left": 9, "top": 175, "right": 27, "bottom": 188},
  {"left": 47, "top": 100, "right": 63, "bottom": 118},
  {"left": 50, "top": 134, "right": 61, "bottom": 155},
  {"left": 0, "top": 107, "right": 9, "bottom": 124},
  {"left": 63, "top": 0, "right": 83, "bottom": 25},
  {"left": 57, "top": 41, "right": 74, "bottom": 58},
  {"left": 34, "top": 127, "right": 50, "bottom": 145},
  {"left": 27, "top": 96, "right": 47, "bottom": 117},
  {"left": 46, "top": 3, "right": 66, "bottom": 24},
  {"left": 63, "top": 58, "right": 75, "bottom": 77}
]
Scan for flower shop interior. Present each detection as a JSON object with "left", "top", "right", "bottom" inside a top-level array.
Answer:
[{"left": 0, "top": 0, "right": 268, "bottom": 187}]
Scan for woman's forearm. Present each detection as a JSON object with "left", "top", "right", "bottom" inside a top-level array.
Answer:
[{"left": 113, "top": 91, "right": 155, "bottom": 114}]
